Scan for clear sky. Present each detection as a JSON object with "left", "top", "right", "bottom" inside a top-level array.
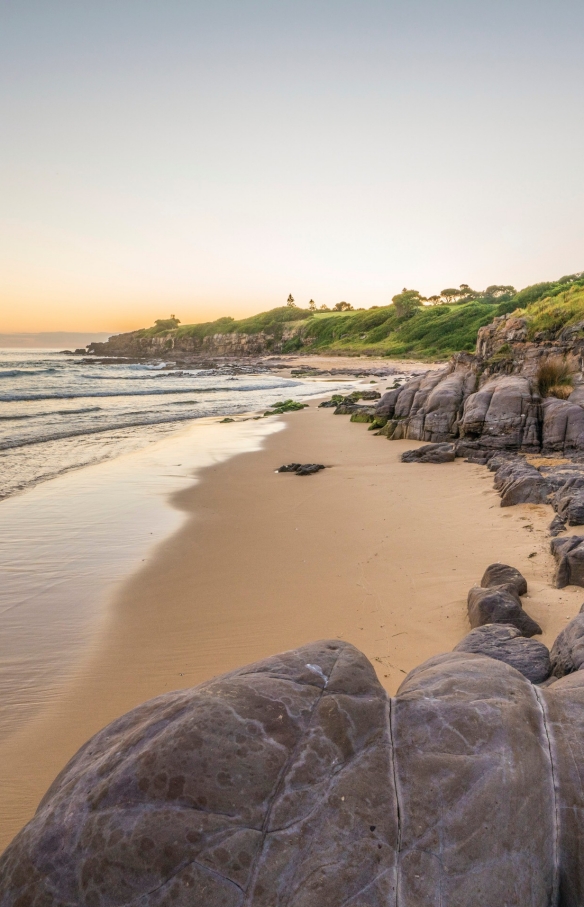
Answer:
[{"left": 1, "top": 0, "right": 583, "bottom": 333}]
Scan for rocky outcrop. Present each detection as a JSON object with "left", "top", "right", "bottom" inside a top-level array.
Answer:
[
  {"left": 378, "top": 359, "right": 478, "bottom": 443},
  {"left": 550, "top": 611, "right": 584, "bottom": 677},
  {"left": 467, "top": 584, "right": 542, "bottom": 636},
  {"left": 454, "top": 624, "right": 551, "bottom": 683},
  {"left": 6, "top": 639, "right": 584, "bottom": 905}
]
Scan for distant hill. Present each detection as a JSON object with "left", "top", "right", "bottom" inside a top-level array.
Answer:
[{"left": 88, "top": 272, "right": 584, "bottom": 361}]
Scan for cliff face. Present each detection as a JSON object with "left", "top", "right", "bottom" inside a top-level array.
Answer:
[{"left": 88, "top": 325, "right": 303, "bottom": 358}]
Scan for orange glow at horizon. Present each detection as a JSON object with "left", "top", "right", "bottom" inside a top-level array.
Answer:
[{"left": 0, "top": 292, "right": 273, "bottom": 334}]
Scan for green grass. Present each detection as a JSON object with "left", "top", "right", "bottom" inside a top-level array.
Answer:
[{"left": 524, "top": 285, "right": 584, "bottom": 339}]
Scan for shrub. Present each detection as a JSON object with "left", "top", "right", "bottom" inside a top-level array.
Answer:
[{"left": 536, "top": 356, "right": 577, "bottom": 399}]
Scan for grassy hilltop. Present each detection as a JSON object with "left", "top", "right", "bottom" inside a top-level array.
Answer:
[{"left": 109, "top": 272, "right": 584, "bottom": 361}]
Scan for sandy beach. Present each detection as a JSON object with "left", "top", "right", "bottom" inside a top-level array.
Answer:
[{"left": 1, "top": 386, "right": 582, "bottom": 851}]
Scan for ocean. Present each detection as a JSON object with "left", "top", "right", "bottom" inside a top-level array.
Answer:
[
  {"left": 0, "top": 349, "right": 356, "bottom": 500},
  {"left": 0, "top": 349, "right": 361, "bottom": 741}
]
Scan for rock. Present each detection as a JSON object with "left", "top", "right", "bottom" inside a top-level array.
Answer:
[
  {"left": 492, "top": 457, "right": 552, "bottom": 506},
  {"left": 550, "top": 514, "right": 567, "bottom": 536},
  {"left": 294, "top": 464, "right": 325, "bottom": 476},
  {"left": 0, "top": 641, "right": 399, "bottom": 907},
  {"left": 480, "top": 563, "right": 528, "bottom": 596},
  {"left": 542, "top": 397, "right": 584, "bottom": 456},
  {"left": 467, "top": 584, "right": 542, "bottom": 636},
  {"left": 390, "top": 362, "right": 477, "bottom": 443},
  {"left": 550, "top": 614, "right": 584, "bottom": 678},
  {"left": 551, "top": 535, "right": 584, "bottom": 588},
  {"left": 374, "top": 386, "right": 403, "bottom": 418},
  {"left": 554, "top": 487, "right": 584, "bottom": 526},
  {"left": 357, "top": 390, "right": 381, "bottom": 400},
  {"left": 460, "top": 375, "right": 539, "bottom": 451},
  {"left": 220, "top": 417, "right": 235, "bottom": 423},
  {"left": 400, "top": 443, "right": 456, "bottom": 464},
  {"left": 8, "top": 642, "right": 584, "bottom": 905},
  {"left": 277, "top": 464, "right": 325, "bottom": 475},
  {"left": 454, "top": 624, "right": 551, "bottom": 683},
  {"left": 349, "top": 409, "right": 375, "bottom": 423}
]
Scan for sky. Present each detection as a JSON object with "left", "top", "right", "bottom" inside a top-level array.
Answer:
[{"left": 1, "top": 0, "right": 583, "bottom": 334}]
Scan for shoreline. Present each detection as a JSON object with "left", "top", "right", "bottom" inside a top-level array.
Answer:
[{"left": 2, "top": 388, "right": 583, "bottom": 850}]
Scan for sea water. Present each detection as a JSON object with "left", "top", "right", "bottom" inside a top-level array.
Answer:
[
  {"left": 0, "top": 349, "right": 355, "bottom": 500},
  {"left": 0, "top": 351, "right": 359, "bottom": 738}
]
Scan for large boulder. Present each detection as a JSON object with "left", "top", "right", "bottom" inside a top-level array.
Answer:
[
  {"left": 454, "top": 624, "right": 550, "bottom": 683},
  {"left": 550, "top": 613, "right": 584, "bottom": 678},
  {"left": 481, "top": 562, "right": 528, "bottom": 596},
  {"left": 460, "top": 375, "right": 540, "bottom": 451},
  {"left": 467, "top": 584, "right": 542, "bottom": 636},
  {"left": 551, "top": 536, "right": 584, "bottom": 588},
  {"left": 8, "top": 643, "right": 584, "bottom": 904},
  {"left": 542, "top": 397, "right": 584, "bottom": 456},
  {"left": 0, "top": 641, "right": 398, "bottom": 907}
]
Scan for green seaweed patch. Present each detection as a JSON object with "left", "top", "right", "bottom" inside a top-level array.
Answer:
[
  {"left": 264, "top": 399, "right": 309, "bottom": 416},
  {"left": 350, "top": 411, "right": 375, "bottom": 423},
  {"left": 368, "top": 417, "right": 388, "bottom": 430},
  {"left": 220, "top": 417, "right": 235, "bottom": 423}
]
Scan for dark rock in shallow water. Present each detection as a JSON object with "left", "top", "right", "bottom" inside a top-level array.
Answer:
[
  {"left": 551, "top": 535, "right": 584, "bottom": 588},
  {"left": 277, "top": 463, "right": 325, "bottom": 475},
  {"left": 481, "top": 562, "right": 528, "bottom": 596},
  {"left": 7, "top": 641, "right": 584, "bottom": 904},
  {"left": 455, "top": 623, "right": 550, "bottom": 683},
  {"left": 551, "top": 614, "right": 584, "bottom": 677},
  {"left": 467, "top": 584, "right": 542, "bottom": 636},
  {"left": 401, "top": 443, "right": 456, "bottom": 464}
]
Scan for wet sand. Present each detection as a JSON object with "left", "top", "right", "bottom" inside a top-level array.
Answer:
[{"left": 1, "top": 396, "right": 582, "bottom": 850}]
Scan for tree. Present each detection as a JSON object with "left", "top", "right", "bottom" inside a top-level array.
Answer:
[
  {"left": 287, "top": 294, "right": 296, "bottom": 307},
  {"left": 333, "top": 301, "right": 354, "bottom": 312},
  {"left": 309, "top": 299, "right": 316, "bottom": 311},
  {"left": 154, "top": 316, "right": 181, "bottom": 330},
  {"left": 319, "top": 304, "right": 330, "bottom": 311},
  {"left": 438, "top": 288, "right": 463, "bottom": 304},
  {"left": 484, "top": 285, "right": 517, "bottom": 298},
  {"left": 391, "top": 289, "right": 423, "bottom": 318}
]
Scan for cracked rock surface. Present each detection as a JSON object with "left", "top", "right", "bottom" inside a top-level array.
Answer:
[{"left": 4, "top": 641, "right": 584, "bottom": 905}]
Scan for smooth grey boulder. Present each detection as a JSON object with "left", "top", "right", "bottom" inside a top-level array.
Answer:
[
  {"left": 467, "top": 583, "right": 542, "bottom": 636},
  {"left": 392, "top": 652, "right": 556, "bottom": 906},
  {"left": 400, "top": 443, "right": 456, "bottom": 464},
  {"left": 0, "top": 641, "right": 400, "bottom": 907},
  {"left": 454, "top": 624, "right": 550, "bottom": 683},
  {"left": 551, "top": 535, "right": 584, "bottom": 588},
  {"left": 8, "top": 644, "right": 584, "bottom": 904},
  {"left": 481, "top": 562, "right": 528, "bottom": 596},
  {"left": 550, "top": 614, "right": 584, "bottom": 677}
]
